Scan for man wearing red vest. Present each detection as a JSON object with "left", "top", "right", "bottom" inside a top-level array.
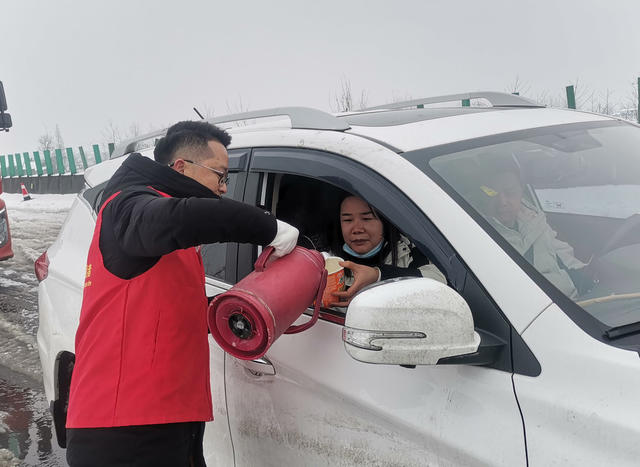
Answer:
[{"left": 66, "top": 121, "right": 298, "bottom": 466}]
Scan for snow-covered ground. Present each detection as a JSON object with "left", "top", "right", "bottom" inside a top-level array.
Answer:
[
  {"left": 1, "top": 192, "right": 74, "bottom": 347},
  {"left": 0, "top": 192, "right": 75, "bottom": 466},
  {"left": 3, "top": 193, "right": 75, "bottom": 262}
]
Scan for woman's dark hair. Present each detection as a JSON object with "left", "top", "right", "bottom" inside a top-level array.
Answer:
[
  {"left": 153, "top": 121, "right": 232, "bottom": 165},
  {"left": 331, "top": 195, "right": 399, "bottom": 267}
]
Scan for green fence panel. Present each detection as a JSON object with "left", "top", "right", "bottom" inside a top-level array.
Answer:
[
  {"left": 78, "top": 146, "right": 88, "bottom": 169},
  {"left": 93, "top": 144, "right": 102, "bottom": 164},
  {"left": 55, "top": 148, "right": 66, "bottom": 175},
  {"left": 462, "top": 99, "right": 470, "bottom": 107},
  {"left": 566, "top": 85, "right": 576, "bottom": 109},
  {"left": 15, "top": 153, "right": 24, "bottom": 176},
  {"left": 108, "top": 142, "right": 115, "bottom": 156},
  {"left": 23, "top": 152, "right": 33, "bottom": 177},
  {"left": 33, "top": 151, "right": 44, "bottom": 176},
  {"left": 66, "top": 147, "right": 77, "bottom": 174},
  {"left": 8, "top": 154, "right": 16, "bottom": 177},
  {"left": 0, "top": 156, "right": 7, "bottom": 177},
  {"left": 14, "top": 154, "right": 24, "bottom": 176},
  {"left": 43, "top": 150, "right": 54, "bottom": 175}
]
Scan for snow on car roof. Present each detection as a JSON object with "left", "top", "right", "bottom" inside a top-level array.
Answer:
[{"left": 346, "top": 107, "right": 613, "bottom": 152}]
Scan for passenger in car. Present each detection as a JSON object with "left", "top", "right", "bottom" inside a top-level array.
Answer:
[
  {"left": 481, "top": 167, "right": 596, "bottom": 298},
  {"left": 330, "top": 195, "right": 446, "bottom": 306}
]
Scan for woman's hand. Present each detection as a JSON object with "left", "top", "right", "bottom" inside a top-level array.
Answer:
[{"left": 331, "top": 261, "right": 380, "bottom": 307}]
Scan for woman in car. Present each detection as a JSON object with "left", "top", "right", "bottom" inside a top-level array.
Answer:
[{"left": 330, "top": 195, "right": 446, "bottom": 306}]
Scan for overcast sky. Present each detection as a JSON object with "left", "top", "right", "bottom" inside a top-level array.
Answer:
[{"left": 1, "top": 0, "right": 639, "bottom": 152}]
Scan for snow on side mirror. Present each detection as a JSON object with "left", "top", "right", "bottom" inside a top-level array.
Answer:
[{"left": 343, "top": 278, "right": 480, "bottom": 365}]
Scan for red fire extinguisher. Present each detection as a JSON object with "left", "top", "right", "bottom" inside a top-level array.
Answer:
[{"left": 208, "top": 246, "right": 328, "bottom": 360}]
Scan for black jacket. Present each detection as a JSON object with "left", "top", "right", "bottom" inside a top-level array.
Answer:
[{"left": 99, "top": 153, "right": 277, "bottom": 279}]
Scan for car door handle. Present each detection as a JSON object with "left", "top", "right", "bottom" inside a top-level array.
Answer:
[{"left": 239, "top": 356, "right": 276, "bottom": 376}]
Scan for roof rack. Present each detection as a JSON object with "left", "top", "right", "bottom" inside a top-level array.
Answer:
[
  {"left": 363, "top": 91, "right": 544, "bottom": 111},
  {"left": 110, "top": 107, "right": 349, "bottom": 159}
]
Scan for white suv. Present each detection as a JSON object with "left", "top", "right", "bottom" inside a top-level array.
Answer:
[{"left": 37, "top": 92, "right": 640, "bottom": 466}]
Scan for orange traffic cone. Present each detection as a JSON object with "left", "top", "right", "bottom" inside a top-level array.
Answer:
[{"left": 21, "top": 183, "right": 32, "bottom": 201}]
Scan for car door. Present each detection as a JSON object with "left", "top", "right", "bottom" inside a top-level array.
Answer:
[
  {"left": 223, "top": 147, "right": 530, "bottom": 466},
  {"left": 201, "top": 149, "right": 249, "bottom": 466}
]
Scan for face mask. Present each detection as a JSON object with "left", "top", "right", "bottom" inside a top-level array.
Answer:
[{"left": 343, "top": 240, "right": 384, "bottom": 259}]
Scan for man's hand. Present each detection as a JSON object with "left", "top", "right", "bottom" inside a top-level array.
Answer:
[
  {"left": 268, "top": 220, "right": 299, "bottom": 257},
  {"left": 331, "top": 261, "right": 380, "bottom": 307}
]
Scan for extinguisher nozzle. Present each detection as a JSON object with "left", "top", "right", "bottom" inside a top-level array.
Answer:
[{"left": 229, "top": 313, "right": 253, "bottom": 339}]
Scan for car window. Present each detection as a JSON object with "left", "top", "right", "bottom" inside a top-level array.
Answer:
[
  {"left": 271, "top": 173, "right": 449, "bottom": 318},
  {"left": 83, "top": 181, "right": 108, "bottom": 213},
  {"left": 243, "top": 148, "right": 532, "bottom": 374},
  {"left": 410, "top": 121, "right": 640, "bottom": 332},
  {"left": 201, "top": 172, "right": 240, "bottom": 280},
  {"left": 201, "top": 150, "right": 249, "bottom": 282}
]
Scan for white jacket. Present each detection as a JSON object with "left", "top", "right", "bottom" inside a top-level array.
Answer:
[
  {"left": 488, "top": 201, "right": 586, "bottom": 299},
  {"left": 386, "top": 236, "right": 447, "bottom": 284}
]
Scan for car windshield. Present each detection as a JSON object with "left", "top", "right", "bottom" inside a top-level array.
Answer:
[{"left": 405, "top": 120, "right": 640, "bottom": 329}]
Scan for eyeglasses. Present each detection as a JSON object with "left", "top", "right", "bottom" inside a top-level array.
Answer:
[{"left": 169, "top": 159, "right": 229, "bottom": 186}]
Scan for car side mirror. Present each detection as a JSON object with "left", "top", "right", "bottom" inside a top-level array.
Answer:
[{"left": 343, "top": 278, "right": 480, "bottom": 365}]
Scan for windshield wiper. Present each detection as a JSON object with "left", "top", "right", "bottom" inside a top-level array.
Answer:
[{"left": 605, "top": 321, "right": 640, "bottom": 340}]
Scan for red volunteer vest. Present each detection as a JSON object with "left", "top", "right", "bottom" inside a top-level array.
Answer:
[{"left": 67, "top": 190, "right": 212, "bottom": 428}]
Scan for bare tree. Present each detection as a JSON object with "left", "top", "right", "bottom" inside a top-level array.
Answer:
[
  {"left": 390, "top": 91, "right": 413, "bottom": 104},
  {"left": 225, "top": 95, "right": 249, "bottom": 115},
  {"left": 36, "top": 124, "right": 68, "bottom": 171},
  {"left": 101, "top": 121, "right": 143, "bottom": 144},
  {"left": 622, "top": 79, "right": 640, "bottom": 122},
  {"left": 102, "top": 120, "right": 122, "bottom": 145},
  {"left": 590, "top": 88, "right": 616, "bottom": 115},
  {"left": 333, "top": 78, "right": 354, "bottom": 112},
  {"left": 54, "top": 124, "right": 65, "bottom": 149},
  {"left": 506, "top": 75, "right": 531, "bottom": 96},
  {"left": 358, "top": 89, "right": 369, "bottom": 110},
  {"left": 195, "top": 103, "right": 216, "bottom": 119},
  {"left": 532, "top": 89, "right": 565, "bottom": 108},
  {"left": 568, "top": 78, "right": 595, "bottom": 110},
  {"left": 38, "top": 131, "right": 55, "bottom": 153},
  {"left": 97, "top": 121, "right": 146, "bottom": 160},
  {"left": 330, "top": 77, "right": 370, "bottom": 112},
  {"left": 127, "top": 122, "right": 141, "bottom": 139},
  {"left": 225, "top": 96, "right": 250, "bottom": 126}
]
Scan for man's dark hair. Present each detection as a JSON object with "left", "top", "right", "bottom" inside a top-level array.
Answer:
[{"left": 153, "top": 121, "right": 232, "bottom": 165}]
